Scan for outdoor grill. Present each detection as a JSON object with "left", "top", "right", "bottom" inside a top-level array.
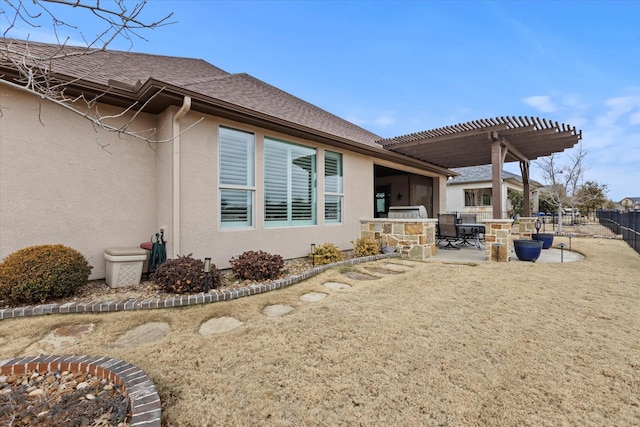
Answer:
[{"left": 388, "top": 205, "right": 428, "bottom": 219}]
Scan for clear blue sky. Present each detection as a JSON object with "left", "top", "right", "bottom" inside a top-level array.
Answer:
[{"left": 9, "top": 0, "right": 640, "bottom": 201}]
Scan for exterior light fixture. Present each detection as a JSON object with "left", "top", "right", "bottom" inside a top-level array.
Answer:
[
  {"left": 534, "top": 218, "right": 542, "bottom": 238},
  {"left": 558, "top": 243, "right": 565, "bottom": 263},
  {"left": 568, "top": 233, "right": 574, "bottom": 251},
  {"left": 310, "top": 244, "right": 316, "bottom": 268},
  {"left": 204, "top": 257, "right": 212, "bottom": 292},
  {"left": 494, "top": 243, "right": 503, "bottom": 262}
]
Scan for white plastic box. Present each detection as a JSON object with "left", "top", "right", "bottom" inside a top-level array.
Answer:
[{"left": 104, "top": 247, "right": 148, "bottom": 288}]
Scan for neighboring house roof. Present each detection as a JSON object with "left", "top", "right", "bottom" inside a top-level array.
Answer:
[
  {"left": 620, "top": 197, "right": 640, "bottom": 203},
  {"left": 447, "top": 165, "right": 522, "bottom": 185}
]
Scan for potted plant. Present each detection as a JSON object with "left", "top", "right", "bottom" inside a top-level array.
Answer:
[
  {"left": 532, "top": 232, "right": 554, "bottom": 249},
  {"left": 513, "top": 239, "right": 544, "bottom": 262}
]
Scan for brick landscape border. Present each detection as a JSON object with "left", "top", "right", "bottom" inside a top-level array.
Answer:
[
  {"left": 0, "top": 253, "right": 399, "bottom": 320},
  {"left": 0, "top": 355, "right": 161, "bottom": 426}
]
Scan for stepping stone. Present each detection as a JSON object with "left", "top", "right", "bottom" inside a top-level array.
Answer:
[
  {"left": 111, "top": 321, "right": 169, "bottom": 348},
  {"left": 262, "top": 304, "right": 294, "bottom": 317},
  {"left": 22, "top": 323, "right": 95, "bottom": 355},
  {"left": 381, "top": 263, "right": 412, "bottom": 271},
  {"left": 323, "top": 282, "right": 351, "bottom": 290},
  {"left": 342, "top": 271, "right": 379, "bottom": 280},
  {"left": 199, "top": 316, "right": 244, "bottom": 335},
  {"left": 299, "top": 292, "right": 328, "bottom": 302},
  {"left": 365, "top": 267, "right": 403, "bottom": 274}
]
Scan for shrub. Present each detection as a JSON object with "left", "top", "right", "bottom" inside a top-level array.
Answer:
[
  {"left": 0, "top": 244, "right": 92, "bottom": 305},
  {"left": 152, "top": 254, "right": 220, "bottom": 293},
  {"left": 352, "top": 237, "right": 381, "bottom": 257},
  {"left": 230, "top": 250, "right": 284, "bottom": 281},
  {"left": 310, "top": 242, "right": 343, "bottom": 265}
]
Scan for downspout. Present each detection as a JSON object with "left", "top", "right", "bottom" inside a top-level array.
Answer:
[{"left": 171, "top": 96, "right": 192, "bottom": 258}]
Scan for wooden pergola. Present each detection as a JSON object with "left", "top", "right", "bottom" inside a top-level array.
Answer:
[{"left": 377, "top": 116, "right": 582, "bottom": 218}]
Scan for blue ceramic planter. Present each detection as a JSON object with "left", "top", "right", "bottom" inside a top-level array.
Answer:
[
  {"left": 513, "top": 239, "right": 544, "bottom": 262},
  {"left": 532, "top": 233, "right": 554, "bottom": 249}
]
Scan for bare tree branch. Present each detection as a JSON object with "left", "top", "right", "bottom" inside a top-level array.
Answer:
[
  {"left": 535, "top": 142, "right": 589, "bottom": 230},
  {"left": 0, "top": 0, "right": 185, "bottom": 145}
]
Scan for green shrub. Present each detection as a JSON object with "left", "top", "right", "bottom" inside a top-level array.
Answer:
[
  {"left": 152, "top": 254, "right": 220, "bottom": 293},
  {"left": 0, "top": 244, "right": 92, "bottom": 305},
  {"left": 230, "top": 250, "right": 284, "bottom": 281},
  {"left": 352, "top": 237, "right": 381, "bottom": 257},
  {"left": 310, "top": 242, "right": 343, "bottom": 265}
]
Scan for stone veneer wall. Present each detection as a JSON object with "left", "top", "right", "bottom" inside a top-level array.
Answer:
[
  {"left": 517, "top": 217, "right": 539, "bottom": 239},
  {"left": 360, "top": 219, "right": 437, "bottom": 260},
  {"left": 483, "top": 219, "right": 514, "bottom": 262}
]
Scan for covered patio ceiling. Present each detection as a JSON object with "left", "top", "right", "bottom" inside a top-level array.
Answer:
[{"left": 377, "top": 116, "right": 582, "bottom": 218}]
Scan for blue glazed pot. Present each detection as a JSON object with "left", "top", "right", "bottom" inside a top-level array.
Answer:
[
  {"left": 513, "top": 239, "right": 544, "bottom": 262},
  {"left": 532, "top": 233, "right": 554, "bottom": 249}
]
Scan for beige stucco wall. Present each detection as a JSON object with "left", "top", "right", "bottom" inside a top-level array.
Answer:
[
  {"left": 0, "top": 87, "right": 157, "bottom": 279},
  {"left": 168, "top": 113, "right": 377, "bottom": 270},
  {"left": 2, "top": 87, "right": 448, "bottom": 278}
]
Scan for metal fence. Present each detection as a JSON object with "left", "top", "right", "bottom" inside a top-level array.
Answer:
[{"left": 596, "top": 210, "right": 640, "bottom": 254}]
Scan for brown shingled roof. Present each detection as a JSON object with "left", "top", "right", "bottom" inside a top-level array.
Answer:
[
  {"left": 1, "top": 38, "right": 459, "bottom": 175},
  {"left": 0, "top": 38, "right": 382, "bottom": 147},
  {"left": 187, "top": 73, "right": 382, "bottom": 146}
]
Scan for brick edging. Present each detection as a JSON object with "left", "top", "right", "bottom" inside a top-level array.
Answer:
[
  {"left": 0, "top": 253, "right": 400, "bottom": 320},
  {"left": 0, "top": 355, "right": 161, "bottom": 426}
]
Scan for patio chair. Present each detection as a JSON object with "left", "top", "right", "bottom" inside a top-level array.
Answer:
[
  {"left": 458, "top": 213, "right": 480, "bottom": 247},
  {"left": 437, "top": 213, "right": 461, "bottom": 249}
]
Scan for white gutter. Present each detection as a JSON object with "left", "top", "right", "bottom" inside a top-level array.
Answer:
[{"left": 171, "top": 96, "right": 192, "bottom": 258}]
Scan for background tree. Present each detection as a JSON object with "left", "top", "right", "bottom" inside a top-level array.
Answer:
[
  {"left": 576, "top": 180, "right": 608, "bottom": 217},
  {"left": 535, "top": 143, "right": 588, "bottom": 231},
  {"left": 507, "top": 190, "right": 524, "bottom": 217},
  {"left": 538, "top": 192, "right": 559, "bottom": 214},
  {"left": 0, "top": 0, "right": 175, "bottom": 142}
]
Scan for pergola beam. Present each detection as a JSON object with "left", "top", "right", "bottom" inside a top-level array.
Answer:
[{"left": 378, "top": 116, "right": 582, "bottom": 219}]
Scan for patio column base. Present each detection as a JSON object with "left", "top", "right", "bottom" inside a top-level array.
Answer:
[{"left": 483, "top": 219, "right": 514, "bottom": 262}]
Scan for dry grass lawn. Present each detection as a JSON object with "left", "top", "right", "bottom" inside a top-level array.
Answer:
[{"left": 1, "top": 237, "right": 639, "bottom": 426}]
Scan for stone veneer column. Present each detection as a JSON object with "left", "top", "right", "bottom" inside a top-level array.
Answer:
[
  {"left": 483, "top": 219, "right": 514, "bottom": 262},
  {"left": 360, "top": 219, "right": 437, "bottom": 260},
  {"left": 518, "top": 217, "right": 538, "bottom": 239}
]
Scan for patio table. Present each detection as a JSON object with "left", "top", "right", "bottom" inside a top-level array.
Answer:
[{"left": 456, "top": 223, "right": 485, "bottom": 250}]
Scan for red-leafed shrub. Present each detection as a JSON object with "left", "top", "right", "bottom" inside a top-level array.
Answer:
[
  {"left": 230, "top": 250, "right": 284, "bottom": 281},
  {"left": 152, "top": 254, "right": 220, "bottom": 293}
]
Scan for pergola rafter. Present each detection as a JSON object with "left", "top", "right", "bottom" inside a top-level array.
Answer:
[{"left": 378, "top": 116, "right": 582, "bottom": 218}]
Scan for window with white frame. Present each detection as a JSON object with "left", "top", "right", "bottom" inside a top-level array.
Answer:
[
  {"left": 219, "top": 127, "right": 255, "bottom": 228},
  {"left": 324, "top": 151, "right": 343, "bottom": 223},
  {"left": 264, "top": 137, "right": 316, "bottom": 226}
]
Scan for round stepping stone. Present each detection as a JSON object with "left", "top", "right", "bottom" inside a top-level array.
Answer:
[
  {"left": 111, "top": 321, "right": 169, "bottom": 348},
  {"left": 22, "top": 323, "right": 95, "bottom": 355},
  {"left": 299, "top": 292, "right": 328, "bottom": 302},
  {"left": 262, "top": 304, "right": 294, "bottom": 317},
  {"left": 323, "top": 282, "right": 351, "bottom": 290},
  {"left": 199, "top": 316, "right": 244, "bottom": 335}
]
